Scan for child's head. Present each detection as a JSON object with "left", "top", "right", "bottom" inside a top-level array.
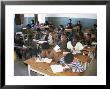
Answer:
[
  {"left": 41, "top": 42, "right": 50, "bottom": 50},
  {"left": 61, "top": 34, "right": 67, "bottom": 41},
  {"left": 64, "top": 53, "right": 74, "bottom": 64}
]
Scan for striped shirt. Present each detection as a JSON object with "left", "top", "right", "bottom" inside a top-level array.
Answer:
[{"left": 59, "top": 57, "right": 85, "bottom": 72}]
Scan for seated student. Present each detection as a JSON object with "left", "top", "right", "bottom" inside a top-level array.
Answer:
[
  {"left": 26, "top": 37, "right": 38, "bottom": 58},
  {"left": 41, "top": 30, "right": 49, "bottom": 41},
  {"left": 59, "top": 53, "right": 85, "bottom": 72},
  {"left": 14, "top": 34, "right": 24, "bottom": 46},
  {"left": 58, "top": 34, "right": 68, "bottom": 51},
  {"left": 26, "top": 24, "right": 32, "bottom": 29},
  {"left": 48, "top": 32, "right": 53, "bottom": 45},
  {"left": 58, "top": 25, "right": 65, "bottom": 33},
  {"left": 30, "top": 20, "right": 35, "bottom": 28},
  {"left": 14, "top": 34, "right": 24, "bottom": 59},
  {"left": 76, "top": 21, "right": 82, "bottom": 31},
  {"left": 44, "top": 20, "right": 50, "bottom": 26},
  {"left": 67, "top": 36, "right": 84, "bottom": 53},
  {"left": 65, "top": 19, "right": 74, "bottom": 40},
  {"left": 34, "top": 21, "right": 40, "bottom": 28},
  {"left": 66, "top": 19, "right": 73, "bottom": 29},
  {"left": 83, "top": 33, "right": 92, "bottom": 46},
  {"left": 48, "top": 45, "right": 63, "bottom": 62},
  {"left": 44, "top": 20, "right": 50, "bottom": 29},
  {"left": 40, "top": 42, "right": 52, "bottom": 58}
]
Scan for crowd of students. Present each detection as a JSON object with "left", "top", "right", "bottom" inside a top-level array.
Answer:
[{"left": 14, "top": 19, "right": 97, "bottom": 73}]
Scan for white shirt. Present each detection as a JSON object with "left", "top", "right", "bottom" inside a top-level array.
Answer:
[
  {"left": 67, "top": 41, "right": 84, "bottom": 52},
  {"left": 67, "top": 41, "right": 73, "bottom": 51},
  {"left": 74, "top": 42, "right": 84, "bottom": 51},
  {"left": 48, "top": 33, "right": 53, "bottom": 44}
]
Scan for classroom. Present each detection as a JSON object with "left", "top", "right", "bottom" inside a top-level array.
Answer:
[{"left": 14, "top": 13, "right": 97, "bottom": 76}]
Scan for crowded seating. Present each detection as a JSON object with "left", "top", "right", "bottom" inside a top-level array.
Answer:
[{"left": 14, "top": 16, "right": 97, "bottom": 76}]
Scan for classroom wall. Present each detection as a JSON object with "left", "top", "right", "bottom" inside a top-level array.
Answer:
[
  {"left": 14, "top": 14, "right": 97, "bottom": 32},
  {"left": 45, "top": 17, "right": 97, "bottom": 29},
  {"left": 23, "top": 17, "right": 35, "bottom": 25},
  {"left": 24, "top": 14, "right": 35, "bottom": 25}
]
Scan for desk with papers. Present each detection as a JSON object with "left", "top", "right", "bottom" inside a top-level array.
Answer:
[{"left": 24, "top": 58, "right": 83, "bottom": 76}]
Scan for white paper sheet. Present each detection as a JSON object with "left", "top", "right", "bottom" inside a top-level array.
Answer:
[
  {"left": 43, "top": 58, "right": 52, "bottom": 63},
  {"left": 50, "top": 65, "right": 64, "bottom": 73},
  {"left": 53, "top": 45, "right": 61, "bottom": 52},
  {"left": 36, "top": 58, "right": 52, "bottom": 63},
  {"left": 37, "top": 41, "right": 47, "bottom": 44}
]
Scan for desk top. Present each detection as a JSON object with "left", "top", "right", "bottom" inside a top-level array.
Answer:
[
  {"left": 83, "top": 46, "right": 96, "bottom": 52},
  {"left": 74, "top": 53, "right": 90, "bottom": 63},
  {"left": 24, "top": 58, "right": 83, "bottom": 76}
]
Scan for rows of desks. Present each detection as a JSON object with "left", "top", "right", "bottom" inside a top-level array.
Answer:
[{"left": 24, "top": 46, "right": 96, "bottom": 76}]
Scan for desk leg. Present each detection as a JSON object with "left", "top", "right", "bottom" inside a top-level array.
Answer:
[{"left": 28, "top": 65, "right": 31, "bottom": 76}]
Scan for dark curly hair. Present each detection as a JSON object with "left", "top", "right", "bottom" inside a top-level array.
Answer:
[
  {"left": 41, "top": 42, "right": 50, "bottom": 50},
  {"left": 64, "top": 53, "right": 74, "bottom": 64}
]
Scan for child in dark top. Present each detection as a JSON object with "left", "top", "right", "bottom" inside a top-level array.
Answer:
[
  {"left": 44, "top": 20, "right": 50, "bottom": 26},
  {"left": 66, "top": 19, "right": 73, "bottom": 29}
]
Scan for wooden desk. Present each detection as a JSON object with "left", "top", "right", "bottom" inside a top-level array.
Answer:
[
  {"left": 24, "top": 58, "right": 82, "bottom": 76},
  {"left": 83, "top": 46, "right": 96, "bottom": 60},
  {"left": 74, "top": 53, "right": 90, "bottom": 63},
  {"left": 83, "top": 46, "right": 96, "bottom": 52}
]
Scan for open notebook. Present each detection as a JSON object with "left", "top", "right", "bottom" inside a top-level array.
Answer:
[{"left": 36, "top": 58, "right": 52, "bottom": 63}]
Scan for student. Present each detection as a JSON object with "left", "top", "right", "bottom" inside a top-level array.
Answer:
[
  {"left": 48, "top": 31, "right": 54, "bottom": 45},
  {"left": 34, "top": 21, "right": 40, "bottom": 29},
  {"left": 44, "top": 20, "right": 50, "bottom": 26},
  {"left": 30, "top": 20, "right": 35, "bottom": 28},
  {"left": 40, "top": 42, "right": 52, "bottom": 58},
  {"left": 65, "top": 19, "right": 73, "bottom": 40},
  {"left": 59, "top": 53, "right": 85, "bottom": 72},
  {"left": 34, "top": 21, "right": 42, "bottom": 40},
  {"left": 58, "top": 34, "right": 68, "bottom": 51},
  {"left": 67, "top": 36, "right": 84, "bottom": 53},
  {"left": 26, "top": 24, "right": 31, "bottom": 29},
  {"left": 66, "top": 19, "right": 73, "bottom": 29},
  {"left": 83, "top": 33, "right": 92, "bottom": 46},
  {"left": 76, "top": 21, "right": 82, "bottom": 31},
  {"left": 48, "top": 45, "right": 63, "bottom": 62},
  {"left": 26, "top": 38, "right": 38, "bottom": 58},
  {"left": 14, "top": 34, "right": 24, "bottom": 59},
  {"left": 58, "top": 25, "right": 65, "bottom": 33}
]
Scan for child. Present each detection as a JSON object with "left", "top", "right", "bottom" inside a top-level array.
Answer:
[
  {"left": 40, "top": 42, "right": 52, "bottom": 58},
  {"left": 59, "top": 53, "right": 85, "bottom": 72}
]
